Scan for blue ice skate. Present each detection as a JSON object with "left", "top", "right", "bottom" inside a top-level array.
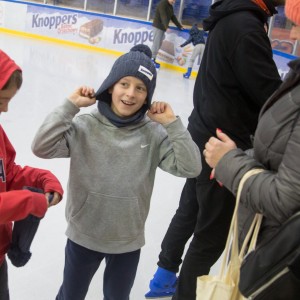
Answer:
[
  {"left": 151, "top": 58, "right": 161, "bottom": 69},
  {"left": 145, "top": 267, "right": 177, "bottom": 299},
  {"left": 183, "top": 67, "right": 192, "bottom": 79}
]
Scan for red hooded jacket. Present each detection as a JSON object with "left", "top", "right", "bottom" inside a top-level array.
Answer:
[
  {"left": 0, "top": 126, "right": 64, "bottom": 266},
  {"left": 0, "top": 49, "right": 63, "bottom": 266}
]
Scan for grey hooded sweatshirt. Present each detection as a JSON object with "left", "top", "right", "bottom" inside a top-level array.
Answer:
[{"left": 32, "top": 99, "right": 201, "bottom": 253}]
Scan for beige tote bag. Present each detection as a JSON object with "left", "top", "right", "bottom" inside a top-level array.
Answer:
[{"left": 196, "top": 168, "right": 264, "bottom": 300}]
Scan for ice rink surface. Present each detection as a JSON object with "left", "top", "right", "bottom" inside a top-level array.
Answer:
[{"left": 0, "top": 33, "right": 220, "bottom": 300}]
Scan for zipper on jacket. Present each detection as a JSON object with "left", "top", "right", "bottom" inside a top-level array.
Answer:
[{"left": 248, "top": 267, "right": 289, "bottom": 299}]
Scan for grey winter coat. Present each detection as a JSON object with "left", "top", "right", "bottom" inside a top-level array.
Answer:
[
  {"left": 32, "top": 99, "right": 201, "bottom": 254},
  {"left": 215, "top": 58, "right": 300, "bottom": 246}
]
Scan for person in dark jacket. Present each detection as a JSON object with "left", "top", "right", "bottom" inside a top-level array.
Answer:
[
  {"left": 204, "top": 0, "right": 300, "bottom": 297},
  {"left": 151, "top": 0, "right": 184, "bottom": 69},
  {"left": 180, "top": 24, "right": 206, "bottom": 79},
  {"left": 145, "top": 0, "right": 284, "bottom": 299}
]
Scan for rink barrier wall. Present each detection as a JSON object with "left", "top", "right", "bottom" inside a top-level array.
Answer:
[
  {"left": 0, "top": 27, "right": 123, "bottom": 57},
  {"left": 0, "top": 0, "right": 297, "bottom": 79},
  {"left": 0, "top": 0, "right": 199, "bottom": 76}
]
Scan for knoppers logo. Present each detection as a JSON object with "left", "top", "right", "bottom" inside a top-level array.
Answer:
[
  {"left": 32, "top": 13, "right": 78, "bottom": 30},
  {"left": 113, "top": 28, "right": 153, "bottom": 45}
]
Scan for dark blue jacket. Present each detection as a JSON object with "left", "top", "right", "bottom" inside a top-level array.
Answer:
[{"left": 180, "top": 24, "right": 206, "bottom": 47}]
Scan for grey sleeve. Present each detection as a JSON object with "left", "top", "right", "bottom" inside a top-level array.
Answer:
[
  {"left": 216, "top": 137, "right": 300, "bottom": 223},
  {"left": 157, "top": 117, "right": 201, "bottom": 178},
  {"left": 31, "top": 99, "right": 80, "bottom": 159}
]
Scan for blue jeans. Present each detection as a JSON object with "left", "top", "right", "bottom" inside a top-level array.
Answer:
[{"left": 56, "top": 239, "right": 140, "bottom": 300}]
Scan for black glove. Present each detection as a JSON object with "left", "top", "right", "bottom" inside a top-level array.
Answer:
[{"left": 7, "top": 186, "right": 53, "bottom": 267}]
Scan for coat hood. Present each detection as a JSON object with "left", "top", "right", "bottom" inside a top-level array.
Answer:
[
  {"left": 203, "top": 0, "right": 277, "bottom": 31},
  {"left": 0, "top": 50, "right": 22, "bottom": 89}
]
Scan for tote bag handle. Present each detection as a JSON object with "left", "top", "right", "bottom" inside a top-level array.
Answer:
[{"left": 219, "top": 168, "right": 264, "bottom": 279}]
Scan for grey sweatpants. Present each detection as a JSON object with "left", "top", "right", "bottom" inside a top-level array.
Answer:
[
  {"left": 187, "top": 43, "right": 205, "bottom": 68},
  {"left": 151, "top": 27, "right": 165, "bottom": 59}
]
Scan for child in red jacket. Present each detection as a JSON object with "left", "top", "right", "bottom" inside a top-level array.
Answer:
[{"left": 0, "top": 49, "right": 64, "bottom": 300}]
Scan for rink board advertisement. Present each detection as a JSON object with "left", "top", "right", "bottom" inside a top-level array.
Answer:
[
  {"left": 0, "top": 0, "right": 197, "bottom": 70},
  {"left": 0, "top": 0, "right": 296, "bottom": 73}
]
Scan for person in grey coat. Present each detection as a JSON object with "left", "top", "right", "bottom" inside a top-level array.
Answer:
[
  {"left": 31, "top": 44, "right": 201, "bottom": 300},
  {"left": 204, "top": 0, "right": 300, "bottom": 293}
]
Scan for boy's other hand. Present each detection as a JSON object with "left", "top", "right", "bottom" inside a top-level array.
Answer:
[
  {"left": 68, "top": 86, "right": 96, "bottom": 108},
  {"left": 147, "top": 101, "right": 177, "bottom": 124}
]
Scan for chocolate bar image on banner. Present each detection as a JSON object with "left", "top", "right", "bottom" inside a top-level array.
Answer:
[
  {"left": 157, "top": 40, "right": 175, "bottom": 63},
  {"left": 79, "top": 19, "right": 104, "bottom": 38}
]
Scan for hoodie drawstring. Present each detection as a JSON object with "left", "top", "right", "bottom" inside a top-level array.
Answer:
[{"left": 251, "top": 0, "right": 272, "bottom": 16}]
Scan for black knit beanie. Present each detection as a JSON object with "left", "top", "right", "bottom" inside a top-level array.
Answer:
[{"left": 95, "top": 44, "right": 157, "bottom": 108}]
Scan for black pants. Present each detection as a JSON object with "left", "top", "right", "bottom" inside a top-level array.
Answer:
[
  {"left": 56, "top": 239, "right": 140, "bottom": 300},
  {"left": 0, "top": 259, "right": 9, "bottom": 300},
  {"left": 158, "top": 151, "right": 235, "bottom": 300}
]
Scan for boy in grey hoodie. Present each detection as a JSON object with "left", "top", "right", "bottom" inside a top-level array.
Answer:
[{"left": 31, "top": 44, "right": 201, "bottom": 300}]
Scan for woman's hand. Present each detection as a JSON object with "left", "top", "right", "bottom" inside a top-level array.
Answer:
[{"left": 204, "top": 129, "right": 237, "bottom": 168}]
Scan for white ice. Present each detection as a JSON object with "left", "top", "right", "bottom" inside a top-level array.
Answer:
[{"left": 0, "top": 33, "right": 220, "bottom": 300}]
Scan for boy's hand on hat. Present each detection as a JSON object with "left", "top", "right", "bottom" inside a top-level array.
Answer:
[
  {"left": 68, "top": 86, "right": 96, "bottom": 108},
  {"left": 147, "top": 101, "right": 177, "bottom": 124}
]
